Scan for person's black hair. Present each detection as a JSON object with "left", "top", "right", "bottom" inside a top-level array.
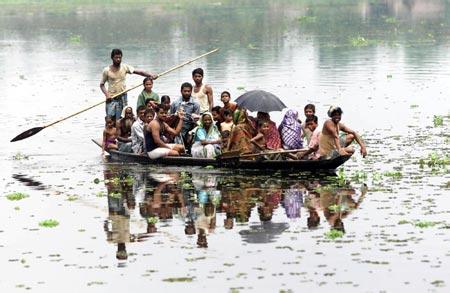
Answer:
[
  {"left": 110, "top": 48, "right": 123, "bottom": 59},
  {"left": 137, "top": 105, "right": 147, "bottom": 113},
  {"left": 305, "top": 115, "right": 318, "bottom": 124},
  {"left": 181, "top": 82, "right": 193, "bottom": 90},
  {"left": 304, "top": 103, "right": 316, "bottom": 112},
  {"left": 221, "top": 91, "right": 231, "bottom": 97},
  {"left": 161, "top": 95, "right": 170, "bottom": 103},
  {"left": 327, "top": 106, "right": 343, "bottom": 117},
  {"left": 211, "top": 106, "right": 221, "bottom": 113},
  {"left": 105, "top": 115, "right": 115, "bottom": 121},
  {"left": 154, "top": 104, "right": 167, "bottom": 113},
  {"left": 257, "top": 120, "right": 269, "bottom": 129},
  {"left": 144, "top": 108, "right": 155, "bottom": 116},
  {"left": 143, "top": 76, "right": 153, "bottom": 84},
  {"left": 223, "top": 109, "right": 232, "bottom": 117},
  {"left": 192, "top": 68, "right": 204, "bottom": 76}
]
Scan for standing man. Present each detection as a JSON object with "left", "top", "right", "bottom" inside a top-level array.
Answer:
[
  {"left": 100, "top": 48, "right": 158, "bottom": 121},
  {"left": 170, "top": 82, "right": 200, "bottom": 145},
  {"left": 191, "top": 68, "right": 213, "bottom": 113}
]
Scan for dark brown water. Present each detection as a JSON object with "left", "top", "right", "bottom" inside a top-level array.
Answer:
[{"left": 1, "top": 1, "right": 449, "bottom": 292}]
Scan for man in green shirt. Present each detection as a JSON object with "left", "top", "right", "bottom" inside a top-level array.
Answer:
[{"left": 136, "top": 77, "right": 159, "bottom": 109}]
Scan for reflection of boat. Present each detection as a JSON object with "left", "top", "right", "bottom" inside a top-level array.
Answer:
[{"left": 92, "top": 139, "right": 351, "bottom": 171}]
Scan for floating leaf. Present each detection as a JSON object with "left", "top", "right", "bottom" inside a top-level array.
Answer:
[
  {"left": 6, "top": 192, "right": 29, "bottom": 201},
  {"left": 39, "top": 219, "right": 59, "bottom": 228}
]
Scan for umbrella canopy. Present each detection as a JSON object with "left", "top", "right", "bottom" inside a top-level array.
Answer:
[{"left": 234, "top": 90, "right": 287, "bottom": 112}]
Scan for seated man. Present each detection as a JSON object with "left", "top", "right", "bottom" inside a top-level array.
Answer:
[
  {"left": 145, "top": 104, "right": 185, "bottom": 159},
  {"left": 131, "top": 105, "right": 147, "bottom": 154},
  {"left": 170, "top": 82, "right": 200, "bottom": 146},
  {"left": 319, "top": 106, "right": 367, "bottom": 159}
]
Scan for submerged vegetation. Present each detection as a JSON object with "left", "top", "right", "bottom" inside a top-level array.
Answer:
[
  {"left": 325, "top": 229, "right": 344, "bottom": 240},
  {"left": 39, "top": 219, "right": 59, "bottom": 228},
  {"left": 6, "top": 192, "right": 29, "bottom": 201}
]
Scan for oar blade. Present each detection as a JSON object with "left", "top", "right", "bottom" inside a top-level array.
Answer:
[{"left": 10, "top": 127, "right": 45, "bottom": 142}]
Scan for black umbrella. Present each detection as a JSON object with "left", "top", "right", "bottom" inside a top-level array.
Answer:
[{"left": 234, "top": 90, "right": 287, "bottom": 112}]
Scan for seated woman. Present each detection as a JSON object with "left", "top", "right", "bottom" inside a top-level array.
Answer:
[
  {"left": 256, "top": 112, "right": 281, "bottom": 150},
  {"left": 226, "top": 108, "right": 256, "bottom": 154},
  {"left": 191, "top": 112, "right": 222, "bottom": 158},
  {"left": 278, "top": 109, "right": 303, "bottom": 150}
]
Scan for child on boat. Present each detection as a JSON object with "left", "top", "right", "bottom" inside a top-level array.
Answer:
[
  {"left": 136, "top": 77, "right": 159, "bottom": 110},
  {"left": 250, "top": 120, "right": 271, "bottom": 152},
  {"left": 220, "top": 91, "right": 237, "bottom": 115},
  {"left": 220, "top": 109, "right": 234, "bottom": 133},
  {"left": 102, "top": 116, "right": 119, "bottom": 154},
  {"left": 211, "top": 106, "right": 223, "bottom": 131},
  {"left": 302, "top": 104, "right": 315, "bottom": 144}
]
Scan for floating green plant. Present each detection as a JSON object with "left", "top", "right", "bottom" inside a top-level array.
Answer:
[
  {"left": 12, "top": 152, "right": 29, "bottom": 160},
  {"left": 146, "top": 217, "right": 158, "bottom": 224},
  {"left": 68, "top": 34, "right": 81, "bottom": 44},
  {"left": 328, "top": 204, "right": 344, "bottom": 213},
  {"left": 433, "top": 115, "right": 444, "bottom": 127},
  {"left": 297, "top": 15, "right": 316, "bottom": 23},
  {"left": 204, "top": 165, "right": 214, "bottom": 169},
  {"left": 236, "top": 86, "right": 245, "bottom": 90},
  {"left": 414, "top": 221, "right": 438, "bottom": 228},
  {"left": 66, "top": 195, "right": 78, "bottom": 201},
  {"left": 109, "top": 192, "right": 122, "bottom": 198},
  {"left": 384, "top": 17, "right": 397, "bottom": 24},
  {"left": 162, "top": 277, "right": 194, "bottom": 282},
  {"left": 39, "top": 219, "right": 59, "bottom": 228},
  {"left": 325, "top": 229, "right": 344, "bottom": 240},
  {"left": 383, "top": 171, "right": 402, "bottom": 179},
  {"left": 6, "top": 192, "right": 29, "bottom": 201},
  {"left": 398, "top": 220, "right": 409, "bottom": 225},
  {"left": 349, "top": 36, "right": 369, "bottom": 47},
  {"left": 93, "top": 178, "right": 100, "bottom": 184}
]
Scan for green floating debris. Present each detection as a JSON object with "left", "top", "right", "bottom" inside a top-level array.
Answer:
[
  {"left": 414, "top": 221, "right": 438, "bottom": 228},
  {"left": 69, "top": 34, "right": 81, "bottom": 44},
  {"left": 325, "top": 229, "right": 344, "bottom": 240},
  {"left": 162, "top": 277, "right": 194, "bottom": 282},
  {"left": 66, "top": 195, "right": 78, "bottom": 201},
  {"left": 204, "top": 165, "right": 214, "bottom": 169},
  {"left": 6, "top": 192, "right": 29, "bottom": 201},
  {"left": 93, "top": 178, "right": 100, "bottom": 184},
  {"left": 433, "top": 115, "right": 443, "bottom": 127},
  {"left": 12, "top": 152, "right": 29, "bottom": 160},
  {"left": 236, "top": 86, "right": 245, "bottom": 90},
  {"left": 297, "top": 15, "right": 317, "bottom": 23},
  {"left": 39, "top": 219, "right": 59, "bottom": 228},
  {"left": 146, "top": 217, "right": 158, "bottom": 224}
]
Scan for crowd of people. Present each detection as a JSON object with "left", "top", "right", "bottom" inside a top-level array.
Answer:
[{"left": 101, "top": 49, "right": 367, "bottom": 160}]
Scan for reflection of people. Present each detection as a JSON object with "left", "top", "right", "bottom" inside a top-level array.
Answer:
[{"left": 103, "top": 166, "right": 147, "bottom": 261}]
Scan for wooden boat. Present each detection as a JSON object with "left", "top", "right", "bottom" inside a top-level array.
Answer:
[{"left": 92, "top": 139, "right": 351, "bottom": 171}]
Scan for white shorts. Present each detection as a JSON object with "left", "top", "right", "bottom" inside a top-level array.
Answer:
[{"left": 147, "top": 144, "right": 176, "bottom": 159}]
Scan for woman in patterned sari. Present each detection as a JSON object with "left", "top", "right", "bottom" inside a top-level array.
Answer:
[
  {"left": 226, "top": 108, "right": 257, "bottom": 154},
  {"left": 191, "top": 112, "right": 222, "bottom": 158}
]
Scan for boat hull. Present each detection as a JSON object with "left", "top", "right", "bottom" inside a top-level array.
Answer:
[{"left": 93, "top": 139, "right": 351, "bottom": 171}]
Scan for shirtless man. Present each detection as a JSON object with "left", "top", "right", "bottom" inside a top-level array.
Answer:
[
  {"left": 145, "top": 105, "right": 185, "bottom": 159},
  {"left": 100, "top": 48, "right": 158, "bottom": 121},
  {"left": 319, "top": 106, "right": 367, "bottom": 159},
  {"left": 191, "top": 68, "right": 213, "bottom": 113}
]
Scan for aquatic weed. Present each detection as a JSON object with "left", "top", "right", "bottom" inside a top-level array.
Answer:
[
  {"left": 12, "top": 152, "right": 29, "bottom": 160},
  {"left": 146, "top": 217, "right": 158, "bottom": 224},
  {"left": 297, "top": 15, "right": 316, "bottom": 23},
  {"left": 162, "top": 277, "right": 194, "bottom": 282},
  {"left": 384, "top": 17, "right": 397, "bottom": 24},
  {"left": 39, "top": 219, "right": 59, "bottom": 228},
  {"left": 93, "top": 178, "right": 100, "bottom": 184},
  {"left": 383, "top": 171, "right": 402, "bottom": 179},
  {"left": 66, "top": 195, "right": 78, "bottom": 201},
  {"left": 109, "top": 192, "right": 122, "bottom": 198},
  {"left": 414, "top": 221, "right": 439, "bottom": 228},
  {"left": 68, "top": 34, "right": 81, "bottom": 44},
  {"left": 6, "top": 192, "right": 29, "bottom": 201},
  {"left": 433, "top": 115, "right": 444, "bottom": 127},
  {"left": 324, "top": 229, "right": 344, "bottom": 240}
]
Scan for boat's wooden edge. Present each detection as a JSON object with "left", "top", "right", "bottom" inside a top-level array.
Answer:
[{"left": 91, "top": 138, "right": 351, "bottom": 170}]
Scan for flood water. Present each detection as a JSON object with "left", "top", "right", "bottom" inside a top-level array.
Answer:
[{"left": 1, "top": 0, "right": 449, "bottom": 292}]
